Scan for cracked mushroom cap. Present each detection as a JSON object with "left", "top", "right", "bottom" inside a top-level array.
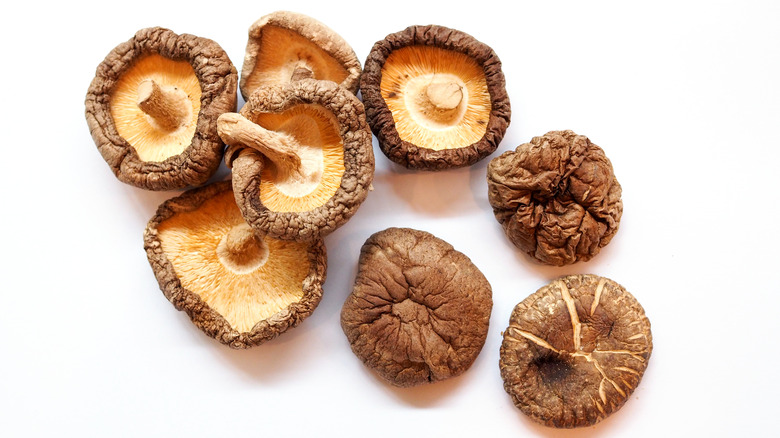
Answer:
[
  {"left": 218, "top": 78, "right": 374, "bottom": 242},
  {"left": 85, "top": 27, "right": 238, "bottom": 190},
  {"left": 341, "top": 228, "right": 492, "bottom": 387},
  {"left": 143, "top": 181, "right": 327, "bottom": 349},
  {"left": 500, "top": 274, "right": 652, "bottom": 428},
  {"left": 361, "top": 24, "right": 511, "bottom": 170},
  {"left": 240, "top": 11, "right": 362, "bottom": 100},
  {"left": 487, "top": 130, "right": 623, "bottom": 266}
]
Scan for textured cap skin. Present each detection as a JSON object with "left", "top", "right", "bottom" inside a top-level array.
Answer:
[
  {"left": 230, "top": 78, "right": 374, "bottom": 242},
  {"left": 85, "top": 27, "right": 237, "bottom": 191},
  {"left": 143, "top": 181, "right": 327, "bottom": 349},
  {"left": 361, "top": 24, "right": 511, "bottom": 170},
  {"left": 240, "top": 10, "right": 362, "bottom": 100},
  {"left": 487, "top": 130, "right": 622, "bottom": 266},
  {"left": 500, "top": 274, "right": 652, "bottom": 428},
  {"left": 341, "top": 227, "right": 492, "bottom": 387}
]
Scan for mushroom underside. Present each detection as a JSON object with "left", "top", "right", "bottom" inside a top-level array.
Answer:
[
  {"left": 380, "top": 45, "right": 491, "bottom": 151},
  {"left": 144, "top": 181, "right": 326, "bottom": 348}
]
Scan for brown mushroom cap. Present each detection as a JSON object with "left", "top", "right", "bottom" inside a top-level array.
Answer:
[
  {"left": 85, "top": 27, "right": 238, "bottom": 190},
  {"left": 487, "top": 130, "right": 623, "bottom": 266},
  {"left": 143, "top": 181, "right": 327, "bottom": 349},
  {"left": 221, "top": 78, "right": 374, "bottom": 242},
  {"left": 361, "top": 24, "right": 511, "bottom": 170},
  {"left": 240, "top": 11, "right": 362, "bottom": 100},
  {"left": 500, "top": 274, "right": 652, "bottom": 428},
  {"left": 341, "top": 228, "right": 492, "bottom": 387}
]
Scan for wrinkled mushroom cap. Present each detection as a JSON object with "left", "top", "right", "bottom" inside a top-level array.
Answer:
[
  {"left": 361, "top": 24, "right": 511, "bottom": 170},
  {"left": 227, "top": 79, "right": 374, "bottom": 242},
  {"left": 240, "top": 11, "right": 362, "bottom": 100},
  {"left": 500, "top": 274, "right": 652, "bottom": 428},
  {"left": 341, "top": 228, "right": 492, "bottom": 387},
  {"left": 85, "top": 27, "right": 238, "bottom": 190},
  {"left": 143, "top": 181, "right": 327, "bottom": 349},
  {"left": 487, "top": 130, "right": 623, "bottom": 266}
]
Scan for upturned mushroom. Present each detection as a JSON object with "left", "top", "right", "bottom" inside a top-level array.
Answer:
[
  {"left": 217, "top": 78, "right": 374, "bottom": 241},
  {"left": 85, "top": 27, "right": 238, "bottom": 190},
  {"left": 240, "top": 11, "right": 362, "bottom": 100},
  {"left": 143, "top": 181, "right": 327, "bottom": 349},
  {"left": 361, "top": 24, "right": 511, "bottom": 170},
  {"left": 500, "top": 274, "right": 652, "bottom": 428}
]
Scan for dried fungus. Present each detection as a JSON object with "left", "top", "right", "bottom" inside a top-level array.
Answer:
[
  {"left": 85, "top": 27, "right": 237, "bottom": 190},
  {"left": 487, "top": 130, "right": 622, "bottom": 266},
  {"left": 341, "top": 228, "right": 492, "bottom": 387},
  {"left": 240, "top": 11, "right": 362, "bottom": 99},
  {"left": 361, "top": 24, "right": 511, "bottom": 170},
  {"left": 143, "top": 181, "right": 327, "bottom": 349},
  {"left": 500, "top": 274, "right": 652, "bottom": 428},
  {"left": 219, "top": 78, "right": 374, "bottom": 242}
]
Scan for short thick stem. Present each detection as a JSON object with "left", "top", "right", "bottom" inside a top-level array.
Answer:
[
  {"left": 224, "top": 223, "right": 258, "bottom": 255},
  {"left": 217, "top": 223, "right": 268, "bottom": 274},
  {"left": 426, "top": 82, "right": 463, "bottom": 110},
  {"left": 217, "top": 112, "right": 303, "bottom": 176},
  {"left": 290, "top": 65, "right": 314, "bottom": 81},
  {"left": 137, "top": 79, "right": 192, "bottom": 131}
]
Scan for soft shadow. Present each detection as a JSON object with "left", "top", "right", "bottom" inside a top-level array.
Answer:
[
  {"left": 201, "top": 316, "right": 322, "bottom": 383},
  {"left": 508, "top": 396, "right": 640, "bottom": 438},
  {"left": 377, "top": 370, "right": 466, "bottom": 408},
  {"left": 378, "top": 165, "right": 481, "bottom": 217}
]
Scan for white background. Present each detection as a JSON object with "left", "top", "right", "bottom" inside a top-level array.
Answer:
[{"left": 2, "top": 1, "right": 779, "bottom": 436}]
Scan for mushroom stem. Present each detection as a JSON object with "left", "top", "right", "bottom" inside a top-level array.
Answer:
[
  {"left": 217, "top": 222, "right": 269, "bottom": 274},
  {"left": 224, "top": 223, "right": 262, "bottom": 255},
  {"left": 425, "top": 82, "right": 463, "bottom": 110},
  {"left": 290, "top": 65, "right": 314, "bottom": 81},
  {"left": 137, "top": 79, "right": 192, "bottom": 131},
  {"left": 217, "top": 112, "right": 303, "bottom": 176}
]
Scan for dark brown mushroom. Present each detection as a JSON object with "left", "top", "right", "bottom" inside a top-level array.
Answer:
[
  {"left": 240, "top": 11, "right": 362, "bottom": 100},
  {"left": 500, "top": 274, "right": 652, "bottom": 428},
  {"left": 143, "top": 181, "right": 327, "bottom": 349},
  {"left": 218, "top": 78, "right": 374, "bottom": 242},
  {"left": 341, "top": 227, "right": 492, "bottom": 387},
  {"left": 85, "top": 27, "right": 238, "bottom": 190},
  {"left": 361, "top": 24, "right": 511, "bottom": 170},
  {"left": 487, "top": 130, "right": 622, "bottom": 266}
]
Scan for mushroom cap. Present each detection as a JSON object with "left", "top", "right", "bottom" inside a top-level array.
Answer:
[
  {"left": 85, "top": 27, "right": 238, "bottom": 190},
  {"left": 499, "top": 274, "right": 652, "bottom": 428},
  {"left": 361, "top": 24, "right": 511, "bottom": 170},
  {"left": 143, "top": 181, "right": 327, "bottom": 349},
  {"left": 341, "top": 228, "right": 492, "bottom": 387},
  {"left": 487, "top": 130, "right": 623, "bottom": 266},
  {"left": 240, "top": 11, "right": 362, "bottom": 100},
  {"left": 229, "top": 78, "right": 374, "bottom": 242}
]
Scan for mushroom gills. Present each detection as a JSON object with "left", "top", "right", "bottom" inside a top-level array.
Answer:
[
  {"left": 380, "top": 45, "right": 491, "bottom": 151},
  {"left": 224, "top": 104, "right": 346, "bottom": 213},
  {"left": 156, "top": 190, "right": 310, "bottom": 333},
  {"left": 244, "top": 25, "right": 349, "bottom": 91},
  {"left": 109, "top": 54, "right": 201, "bottom": 162}
]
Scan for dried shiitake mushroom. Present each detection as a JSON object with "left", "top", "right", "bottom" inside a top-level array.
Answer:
[
  {"left": 143, "top": 181, "right": 326, "bottom": 349},
  {"left": 361, "top": 24, "right": 511, "bottom": 170},
  {"left": 85, "top": 27, "right": 238, "bottom": 190},
  {"left": 341, "top": 228, "right": 492, "bottom": 387},
  {"left": 487, "top": 130, "right": 622, "bottom": 266},
  {"left": 500, "top": 274, "right": 652, "bottom": 428},
  {"left": 218, "top": 78, "right": 374, "bottom": 242},
  {"left": 240, "top": 11, "right": 362, "bottom": 100}
]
